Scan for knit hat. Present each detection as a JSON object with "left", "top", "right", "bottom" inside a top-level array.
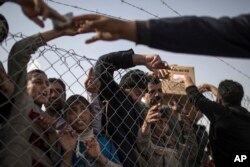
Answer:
[{"left": 119, "top": 69, "right": 148, "bottom": 90}]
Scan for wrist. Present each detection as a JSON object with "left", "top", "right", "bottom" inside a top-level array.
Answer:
[
  {"left": 141, "top": 121, "right": 151, "bottom": 134},
  {"left": 40, "top": 29, "right": 63, "bottom": 42},
  {"left": 132, "top": 54, "right": 146, "bottom": 65},
  {"left": 121, "top": 21, "right": 137, "bottom": 42}
]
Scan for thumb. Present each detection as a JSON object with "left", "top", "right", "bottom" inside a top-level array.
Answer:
[{"left": 87, "top": 67, "right": 94, "bottom": 79}]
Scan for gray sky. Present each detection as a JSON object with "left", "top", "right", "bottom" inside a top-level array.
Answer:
[{"left": 1, "top": 0, "right": 250, "bottom": 101}]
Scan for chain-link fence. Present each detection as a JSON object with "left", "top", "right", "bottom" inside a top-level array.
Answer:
[{"left": 1, "top": 31, "right": 250, "bottom": 167}]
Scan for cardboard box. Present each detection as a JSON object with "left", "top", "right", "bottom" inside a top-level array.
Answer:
[
  {"left": 161, "top": 65, "right": 198, "bottom": 121},
  {"left": 161, "top": 65, "right": 195, "bottom": 95}
]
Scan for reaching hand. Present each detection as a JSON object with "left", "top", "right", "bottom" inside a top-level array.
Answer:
[
  {"left": 141, "top": 103, "right": 161, "bottom": 134},
  {"left": 145, "top": 103, "right": 162, "bottom": 124},
  {"left": 59, "top": 20, "right": 80, "bottom": 36},
  {"left": 198, "top": 83, "right": 218, "bottom": 96},
  {"left": 151, "top": 69, "right": 170, "bottom": 79},
  {"left": 73, "top": 14, "right": 137, "bottom": 43},
  {"left": 144, "top": 54, "right": 170, "bottom": 71},
  {"left": 198, "top": 83, "right": 212, "bottom": 93},
  {"left": 84, "top": 67, "right": 101, "bottom": 94},
  {"left": 13, "top": 0, "right": 66, "bottom": 28}
]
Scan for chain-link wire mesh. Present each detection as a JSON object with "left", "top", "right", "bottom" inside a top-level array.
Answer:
[{"left": 1, "top": 31, "right": 250, "bottom": 167}]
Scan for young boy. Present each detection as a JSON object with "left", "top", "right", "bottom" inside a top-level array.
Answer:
[{"left": 60, "top": 94, "right": 121, "bottom": 167}]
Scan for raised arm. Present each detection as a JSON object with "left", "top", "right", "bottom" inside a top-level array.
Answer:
[
  {"left": 74, "top": 13, "right": 250, "bottom": 58},
  {"left": 8, "top": 23, "right": 80, "bottom": 94},
  {"left": 0, "top": 0, "right": 66, "bottom": 27},
  {"left": 183, "top": 76, "right": 226, "bottom": 121},
  {"left": 85, "top": 67, "right": 103, "bottom": 135},
  {"left": 198, "top": 83, "right": 218, "bottom": 97},
  {"left": 94, "top": 49, "right": 168, "bottom": 100}
]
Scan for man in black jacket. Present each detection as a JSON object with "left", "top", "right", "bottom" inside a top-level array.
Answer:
[
  {"left": 74, "top": 14, "right": 250, "bottom": 58},
  {"left": 94, "top": 49, "right": 167, "bottom": 166},
  {"left": 183, "top": 77, "right": 250, "bottom": 167}
]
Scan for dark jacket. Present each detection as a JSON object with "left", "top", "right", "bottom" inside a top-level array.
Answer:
[
  {"left": 186, "top": 86, "right": 250, "bottom": 167},
  {"left": 136, "top": 14, "right": 250, "bottom": 58},
  {"left": 94, "top": 49, "right": 145, "bottom": 167}
]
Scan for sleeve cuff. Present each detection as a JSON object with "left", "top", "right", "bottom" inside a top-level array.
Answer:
[
  {"left": 185, "top": 85, "right": 199, "bottom": 95},
  {"left": 136, "top": 21, "right": 151, "bottom": 46}
]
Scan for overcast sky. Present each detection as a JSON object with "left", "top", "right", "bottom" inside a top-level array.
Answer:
[{"left": 1, "top": 0, "right": 250, "bottom": 104}]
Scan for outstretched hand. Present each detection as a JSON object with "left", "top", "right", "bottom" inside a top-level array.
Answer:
[
  {"left": 145, "top": 103, "right": 162, "bottom": 124},
  {"left": 13, "top": 0, "right": 66, "bottom": 27},
  {"left": 198, "top": 83, "right": 218, "bottom": 96},
  {"left": 73, "top": 14, "right": 137, "bottom": 43},
  {"left": 144, "top": 54, "right": 170, "bottom": 71}
]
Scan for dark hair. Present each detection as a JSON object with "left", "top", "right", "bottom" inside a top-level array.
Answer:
[
  {"left": 218, "top": 80, "right": 244, "bottom": 105},
  {"left": 119, "top": 69, "right": 148, "bottom": 90},
  {"left": 27, "top": 69, "right": 46, "bottom": 81},
  {"left": 48, "top": 78, "right": 66, "bottom": 92},
  {"left": 0, "top": 14, "right": 9, "bottom": 43},
  {"left": 64, "top": 94, "right": 90, "bottom": 114},
  {"left": 148, "top": 76, "right": 161, "bottom": 85}
]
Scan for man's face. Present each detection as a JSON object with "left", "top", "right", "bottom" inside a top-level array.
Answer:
[
  {"left": 124, "top": 87, "right": 145, "bottom": 103},
  {"left": 65, "top": 101, "right": 92, "bottom": 133},
  {"left": 46, "top": 81, "right": 66, "bottom": 111},
  {"left": 145, "top": 83, "right": 163, "bottom": 106},
  {"left": 27, "top": 72, "right": 49, "bottom": 106}
]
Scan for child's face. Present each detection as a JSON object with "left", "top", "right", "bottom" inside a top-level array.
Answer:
[
  {"left": 66, "top": 101, "right": 92, "bottom": 133},
  {"left": 27, "top": 72, "right": 49, "bottom": 106},
  {"left": 0, "top": 66, "right": 14, "bottom": 97}
]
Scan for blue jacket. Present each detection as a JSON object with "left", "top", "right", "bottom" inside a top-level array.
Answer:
[{"left": 71, "top": 135, "right": 120, "bottom": 167}]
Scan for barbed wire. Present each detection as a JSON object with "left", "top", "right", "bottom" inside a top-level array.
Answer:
[
  {"left": 215, "top": 57, "right": 250, "bottom": 80},
  {"left": 47, "top": 0, "right": 128, "bottom": 21},
  {"left": 160, "top": 0, "right": 181, "bottom": 16},
  {"left": 120, "top": 0, "right": 160, "bottom": 18}
]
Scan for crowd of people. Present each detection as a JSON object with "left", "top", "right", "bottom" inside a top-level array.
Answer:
[{"left": 1, "top": 1, "right": 250, "bottom": 167}]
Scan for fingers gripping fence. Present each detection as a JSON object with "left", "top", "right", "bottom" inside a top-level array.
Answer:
[{"left": 0, "top": 33, "right": 249, "bottom": 167}]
